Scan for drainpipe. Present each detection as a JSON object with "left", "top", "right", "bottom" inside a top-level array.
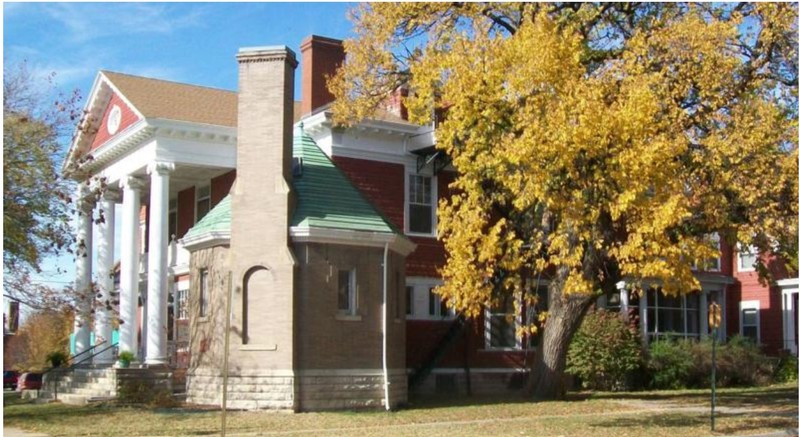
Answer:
[{"left": 382, "top": 242, "right": 391, "bottom": 411}]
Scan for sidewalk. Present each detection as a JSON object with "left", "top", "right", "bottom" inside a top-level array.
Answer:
[{"left": 4, "top": 428, "right": 51, "bottom": 437}]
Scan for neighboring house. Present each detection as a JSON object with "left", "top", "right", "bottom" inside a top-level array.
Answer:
[{"left": 61, "top": 34, "right": 798, "bottom": 411}]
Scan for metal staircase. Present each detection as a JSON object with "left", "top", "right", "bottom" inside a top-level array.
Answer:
[{"left": 408, "top": 313, "right": 469, "bottom": 390}]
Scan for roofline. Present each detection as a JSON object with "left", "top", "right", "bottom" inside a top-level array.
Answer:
[
  {"left": 180, "top": 231, "right": 231, "bottom": 252},
  {"left": 290, "top": 227, "right": 416, "bottom": 256}
]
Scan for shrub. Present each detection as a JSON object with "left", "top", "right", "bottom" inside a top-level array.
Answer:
[
  {"left": 567, "top": 309, "right": 643, "bottom": 391},
  {"left": 774, "top": 355, "right": 798, "bottom": 383},
  {"left": 46, "top": 350, "right": 67, "bottom": 368},
  {"left": 715, "top": 335, "right": 773, "bottom": 386},
  {"left": 647, "top": 338, "right": 693, "bottom": 389},
  {"left": 118, "top": 351, "right": 135, "bottom": 366}
]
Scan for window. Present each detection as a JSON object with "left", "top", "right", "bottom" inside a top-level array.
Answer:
[
  {"left": 693, "top": 233, "right": 720, "bottom": 271},
  {"left": 428, "top": 287, "right": 448, "bottom": 318},
  {"left": 338, "top": 269, "right": 357, "bottom": 315},
  {"left": 196, "top": 185, "right": 211, "bottom": 223},
  {"left": 406, "top": 278, "right": 452, "bottom": 320},
  {"left": 198, "top": 269, "right": 209, "bottom": 318},
  {"left": 738, "top": 245, "right": 758, "bottom": 272},
  {"left": 168, "top": 199, "right": 178, "bottom": 241},
  {"left": 486, "top": 294, "right": 518, "bottom": 349},
  {"left": 645, "top": 288, "right": 701, "bottom": 341},
  {"left": 406, "top": 286, "right": 414, "bottom": 316},
  {"left": 176, "top": 288, "right": 189, "bottom": 320},
  {"left": 408, "top": 174, "right": 434, "bottom": 234},
  {"left": 740, "top": 301, "right": 760, "bottom": 343}
]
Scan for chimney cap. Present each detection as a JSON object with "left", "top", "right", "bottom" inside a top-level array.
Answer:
[
  {"left": 300, "top": 35, "right": 344, "bottom": 51},
  {"left": 237, "top": 45, "right": 298, "bottom": 66}
]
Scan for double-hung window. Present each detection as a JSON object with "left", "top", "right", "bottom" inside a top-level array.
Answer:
[
  {"left": 176, "top": 287, "right": 189, "bottom": 320},
  {"left": 740, "top": 301, "right": 760, "bottom": 343},
  {"left": 738, "top": 245, "right": 758, "bottom": 272},
  {"left": 338, "top": 269, "right": 357, "bottom": 316},
  {"left": 196, "top": 185, "right": 211, "bottom": 223},
  {"left": 486, "top": 294, "right": 518, "bottom": 349},
  {"left": 408, "top": 174, "right": 434, "bottom": 235}
]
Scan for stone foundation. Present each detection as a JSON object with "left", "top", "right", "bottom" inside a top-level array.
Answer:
[
  {"left": 186, "top": 368, "right": 295, "bottom": 410},
  {"left": 297, "top": 369, "right": 407, "bottom": 411},
  {"left": 186, "top": 368, "right": 408, "bottom": 411},
  {"left": 412, "top": 369, "right": 528, "bottom": 396}
]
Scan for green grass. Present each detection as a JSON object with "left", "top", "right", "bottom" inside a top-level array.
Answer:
[{"left": 3, "top": 383, "right": 797, "bottom": 436}]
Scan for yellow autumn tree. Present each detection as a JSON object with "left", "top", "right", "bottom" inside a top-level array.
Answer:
[{"left": 331, "top": 3, "right": 798, "bottom": 399}]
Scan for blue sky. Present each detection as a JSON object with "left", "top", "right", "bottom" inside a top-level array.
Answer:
[
  {"left": 4, "top": 2, "right": 357, "bottom": 94},
  {"left": 3, "top": 2, "right": 358, "bottom": 297}
]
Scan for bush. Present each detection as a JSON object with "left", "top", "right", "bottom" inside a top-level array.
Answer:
[
  {"left": 46, "top": 351, "right": 67, "bottom": 368},
  {"left": 774, "top": 355, "right": 798, "bottom": 383},
  {"left": 567, "top": 309, "right": 643, "bottom": 391},
  {"left": 647, "top": 339, "right": 693, "bottom": 389},
  {"left": 646, "top": 335, "right": 774, "bottom": 390}
]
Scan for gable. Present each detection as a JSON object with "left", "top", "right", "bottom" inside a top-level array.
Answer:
[{"left": 89, "top": 91, "right": 141, "bottom": 152}]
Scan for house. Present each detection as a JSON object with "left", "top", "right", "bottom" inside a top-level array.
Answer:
[{"left": 61, "top": 35, "right": 798, "bottom": 411}]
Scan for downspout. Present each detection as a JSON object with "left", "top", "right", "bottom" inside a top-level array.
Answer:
[{"left": 382, "top": 242, "right": 391, "bottom": 411}]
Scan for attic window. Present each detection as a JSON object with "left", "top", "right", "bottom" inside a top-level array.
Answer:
[{"left": 292, "top": 157, "right": 303, "bottom": 177}]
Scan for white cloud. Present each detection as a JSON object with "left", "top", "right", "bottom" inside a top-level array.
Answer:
[{"left": 42, "top": 3, "right": 207, "bottom": 43}]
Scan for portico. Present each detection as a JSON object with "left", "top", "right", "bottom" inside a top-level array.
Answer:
[{"left": 63, "top": 71, "right": 238, "bottom": 366}]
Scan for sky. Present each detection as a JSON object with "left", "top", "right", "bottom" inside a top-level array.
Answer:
[{"left": 3, "top": 2, "right": 359, "bottom": 309}]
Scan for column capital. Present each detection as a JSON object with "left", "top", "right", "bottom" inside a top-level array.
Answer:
[
  {"left": 147, "top": 161, "right": 175, "bottom": 176},
  {"left": 76, "top": 183, "right": 96, "bottom": 213},
  {"left": 119, "top": 176, "right": 145, "bottom": 191},
  {"left": 100, "top": 188, "right": 121, "bottom": 203}
]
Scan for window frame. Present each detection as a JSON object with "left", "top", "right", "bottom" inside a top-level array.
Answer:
[
  {"left": 740, "top": 300, "right": 760, "bottom": 344},
  {"left": 406, "top": 277, "right": 452, "bottom": 321},
  {"left": 176, "top": 287, "right": 189, "bottom": 320},
  {"left": 484, "top": 293, "right": 522, "bottom": 350},
  {"left": 405, "top": 172, "right": 437, "bottom": 237},
  {"left": 692, "top": 233, "right": 721, "bottom": 272},
  {"left": 737, "top": 244, "right": 758, "bottom": 273},
  {"left": 645, "top": 288, "right": 702, "bottom": 341},
  {"left": 337, "top": 268, "right": 358, "bottom": 316},
  {"left": 195, "top": 184, "right": 211, "bottom": 224}
]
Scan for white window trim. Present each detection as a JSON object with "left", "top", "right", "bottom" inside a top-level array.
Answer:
[
  {"left": 740, "top": 300, "right": 760, "bottom": 344},
  {"left": 404, "top": 171, "right": 438, "bottom": 238},
  {"left": 737, "top": 244, "right": 758, "bottom": 272},
  {"left": 645, "top": 289, "right": 702, "bottom": 340},
  {"left": 484, "top": 294, "right": 524, "bottom": 351},
  {"left": 406, "top": 276, "right": 452, "bottom": 321}
]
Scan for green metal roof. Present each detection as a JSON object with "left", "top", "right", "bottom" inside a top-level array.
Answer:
[
  {"left": 183, "top": 194, "right": 231, "bottom": 240},
  {"left": 183, "top": 125, "right": 399, "bottom": 243},
  {"left": 291, "top": 124, "right": 397, "bottom": 233}
]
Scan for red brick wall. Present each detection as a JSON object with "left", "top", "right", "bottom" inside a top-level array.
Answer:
[
  {"left": 90, "top": 93, "right": 140, "bottom": 151},
  {"left": 210, "top": 170, "right": 236, "bottom": 206},
  {"left": 177, "top": 187, "right": 195, "bottom": 238},
  {"left": 332, "top": 156, "right": 405, "bottom": 229}
]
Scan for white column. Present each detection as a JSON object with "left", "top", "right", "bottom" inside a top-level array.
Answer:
[
  {"left": 145, "top": 162, "right": 174, "bottom": 365},
  {"left": 73, "top": 184, "right": 94, "bottom": 358},
  {"left": 119, "top": 176, "right": 143, "bottom": 364},
  {"left": 94, "top": 190, "right": 118, "bottom": 364},
  {"left": 639, "top": 290, "right": 648, "bottom": 345}
]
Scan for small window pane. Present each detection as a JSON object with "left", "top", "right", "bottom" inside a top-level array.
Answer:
[
  {"left": 199, "top": 270, "right": 208, "bottom": 317},
  {"left": 742, "top": 326, "right": 758, "bottom": 342},
  {"left": 338, "top": 270, "right": 353, "bottom": 313},
  {"left": 409, "top": 204, "right": 432, "bottom": 233},
  {"left": 489, "top": 315, "right": 515, "bottom": 348},
  {"left": 406, "top": 286, "right": 414, "bottom": 315},
  {"left": 742, "top": 308, "right": 758, "bottom": 325}
]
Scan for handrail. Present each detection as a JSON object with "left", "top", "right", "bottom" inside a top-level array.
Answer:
[
  {"left": 42, "top": 341, "right": 119, "bottom": 401},
  {"left": 65, "top": 340, "right": 108, "bottom": 367},
  {"left": 409, "top": 313, "right": 468, "bottom": 389}
]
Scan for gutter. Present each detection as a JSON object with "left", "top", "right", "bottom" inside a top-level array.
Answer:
[{"left": 381, "top": 242, "right": 391, "bottom": 411}]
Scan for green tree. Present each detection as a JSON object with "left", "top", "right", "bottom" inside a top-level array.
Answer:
[
  {"left": 332, "top": 3, "right": 798, "bottom": 399},
  {"left": 3, "top": 63, "right": 82, "bottom": 308}
]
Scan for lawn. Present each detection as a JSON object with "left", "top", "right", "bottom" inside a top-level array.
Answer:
[{"left": 3, "top": 383, "right": 797, "bottom": 436}]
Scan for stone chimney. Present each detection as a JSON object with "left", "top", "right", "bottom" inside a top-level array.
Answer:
[
  {"left": 300, "top": 35, "right": 345, "bottom": 115},
  {"left": 230, "top": 46, "right": 298, "bottom": 389}
]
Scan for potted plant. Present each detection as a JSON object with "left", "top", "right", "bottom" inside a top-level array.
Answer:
[
  {"left": 118, "top": 351, "right": 135, "bottom": 368},
  {"left": 46, "top": 351, "right": 67, "bottom": 368}
]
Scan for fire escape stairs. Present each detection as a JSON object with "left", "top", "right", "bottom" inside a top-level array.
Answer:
[{"left": 408, "top": 313, "right": 469, "bottom": 390}]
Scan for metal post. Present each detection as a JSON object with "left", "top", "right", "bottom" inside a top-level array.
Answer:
[
  {"left": 711, "top": 326, "right": 717, "bottom": 431},
  {"left": 221, "top": 272, "right": 233, "bottom": 436}
]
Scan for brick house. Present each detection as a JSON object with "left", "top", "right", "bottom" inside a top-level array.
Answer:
[{"left": 61, "top": 35, "right": 798, "bottom": 410}]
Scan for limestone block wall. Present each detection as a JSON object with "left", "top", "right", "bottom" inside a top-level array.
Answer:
[
  {"left": 297, "top": 369, "right": 407, "bottom": 411},
  {"left": 186, "top": 368, "right": 295, "bottom": 410}
]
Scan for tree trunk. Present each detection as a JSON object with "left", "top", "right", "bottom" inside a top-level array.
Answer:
[{"left": 527, "top": 278, "right": 594, "bottom": 400}]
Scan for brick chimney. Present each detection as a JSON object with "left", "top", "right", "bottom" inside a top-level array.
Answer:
[{"left": 300, "top": 35, "right": 345, "bottom": 115}]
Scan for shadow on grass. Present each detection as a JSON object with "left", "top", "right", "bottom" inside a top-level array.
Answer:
[
  {"left": 589, "top": 385, "right": 798, "bottom": 407},
  {"left": 592, "top": 411, "right": 797, "bottom": 435}
]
